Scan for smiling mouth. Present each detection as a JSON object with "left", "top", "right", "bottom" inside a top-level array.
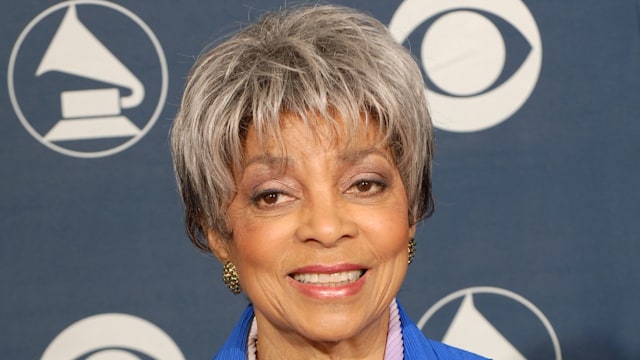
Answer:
[{"left": 290, "top": 270, "right": 366, "bottom": 287}]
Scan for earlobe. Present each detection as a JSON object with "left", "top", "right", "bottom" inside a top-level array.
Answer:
[
  {"left": 206, "top": 230, "right": 231, "bottom": 263},
  {"left": 207, "top": 230, "right": 242, "bottom": 295},
  {"left": 408, "top": 223, "right": 417, "bottom": 239}
]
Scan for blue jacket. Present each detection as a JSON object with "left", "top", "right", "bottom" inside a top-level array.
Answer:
[{"left": 213, "top": 302, "right": 488, "bottom": 359}]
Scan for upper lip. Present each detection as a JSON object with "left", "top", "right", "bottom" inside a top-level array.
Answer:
[{"left": 289, "top": 263, "right": 367, "bottom": 275}]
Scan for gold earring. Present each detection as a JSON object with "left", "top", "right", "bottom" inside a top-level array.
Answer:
[
  {"left": 223, "top": 261, "right": 242, "bottom": 294},
  {"left": 408, "top": 238, "right": 416, "bottom": 264}
]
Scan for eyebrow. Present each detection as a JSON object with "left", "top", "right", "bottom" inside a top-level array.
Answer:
[
  {"left": 338, "top": 147, "right": 390, "bottom": 164},
  {"left": 244, "top": 155, "right": 291, "bottom": 168}
]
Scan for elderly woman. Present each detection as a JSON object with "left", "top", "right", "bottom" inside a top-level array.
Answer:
[{"left": 171, "top": 4, "right": 486, "bottom": 360}]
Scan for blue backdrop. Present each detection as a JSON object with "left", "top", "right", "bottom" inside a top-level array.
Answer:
[{"left": 1, "top": 0, "right": 639, "bottom": 359}]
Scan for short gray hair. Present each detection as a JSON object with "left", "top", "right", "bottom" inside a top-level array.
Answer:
[{"left": 171, "top": 4, "right": 434, "bottom": 251}]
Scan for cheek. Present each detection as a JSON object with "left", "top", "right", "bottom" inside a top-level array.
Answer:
[
  {"left": 358, "top": 205, "right": 411, "bottom": 258},
  {"left": 229, "top": 215, "right": 295, "bottom": 271}
]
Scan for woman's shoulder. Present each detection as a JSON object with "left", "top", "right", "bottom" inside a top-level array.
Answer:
[
  {"left": 402, "top": 325, "right": 489, "bottom": 359},
  {"left": 422, "top": 338, "right": 490, "bottom": 359},
  {"left": 398, "top": 302, "right": 490, "bottom": 360},
  {"left": 213, "top": 305, "right": 255, "bottom": 360}
]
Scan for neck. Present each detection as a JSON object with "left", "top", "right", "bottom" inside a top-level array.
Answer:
[{"left": 254, "top": 308, "right": 390, "bottom": 360}]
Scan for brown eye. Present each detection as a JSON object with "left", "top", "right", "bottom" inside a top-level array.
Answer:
[
  {"left": 251, "top": 188, "right": 296, "bottom": 208},
  {"left": 356, "top": 181, "right": 373, "bottom": 192},
  {"left": 262, "top": 192, "right": 279, "bottom": 204},
  {"left": 346, "top": 178, "right": 387, "bottom": 196}
]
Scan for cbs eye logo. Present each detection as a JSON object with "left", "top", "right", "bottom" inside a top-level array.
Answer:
[
  {"left": 41, "top": 313, "right": 185, "bottom": 360},
  {"left": 8, "top": 0, "right": 168, "bottom": 158},
  {"left": 389, "top": 0, "right": 542, "bottom": 132}
]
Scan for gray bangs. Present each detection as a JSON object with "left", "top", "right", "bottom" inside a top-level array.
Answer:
[{"left": 228, "top": 6, "right": 423, "bottom": 175}]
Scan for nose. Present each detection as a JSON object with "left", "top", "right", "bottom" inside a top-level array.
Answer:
[{"left": 294, "top": 193, "right": 358, "bottom": 246}]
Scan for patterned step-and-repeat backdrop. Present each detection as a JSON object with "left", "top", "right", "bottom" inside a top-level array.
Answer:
[{"left": 2, "top": 0, "right": 639, "bottom": 359}]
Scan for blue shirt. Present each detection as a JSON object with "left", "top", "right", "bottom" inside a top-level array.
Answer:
[{"left": 213, "top": 302, "right": 489, "bottom": 359}]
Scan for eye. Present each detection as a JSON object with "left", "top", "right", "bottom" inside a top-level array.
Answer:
[
  {"left": 347, "top": 179, "right": 387, "bottom": 196},
  {"left": 251, "top": 189, "right": 295, "bottom": 208},
  {"left": 355, "top": 180, "right": 373, "bottom": 192},
  {"left": 261, "top": 192, "right": 279, "bottom": 205}
]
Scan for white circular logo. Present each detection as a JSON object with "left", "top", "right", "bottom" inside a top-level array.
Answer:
[
  {"left": 41, "top": 313, "right": 185, "bottom": 359},
  {"left": 8, "top": 0, "right": 168, "bottom": 158},
  {"left": 418, "top": 286, "right": 562, "bottom": 359},
  {"left": 389, "top": 0, "right": 542, "bottom": 132}
]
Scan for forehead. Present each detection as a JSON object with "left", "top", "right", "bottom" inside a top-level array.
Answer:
[{"left": 244, "top": 111, "right": 388, "bottom": 160}]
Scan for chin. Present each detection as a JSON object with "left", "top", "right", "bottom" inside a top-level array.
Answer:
[{"left": 293, "top": 310, "right": 379, "bottom": 344}]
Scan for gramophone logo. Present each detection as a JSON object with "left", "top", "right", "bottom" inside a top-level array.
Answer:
[
  {"left": 41, "top": 313, "right": 185, "bottom": 359},
  {"left": 8, "top": 0, "right": 168, "bottom": 158},
  {"left": 418, "top": 286, "right": 562, "bottom": 360},
  {"left": 389, "top": 0, "right": 542, "bottom": 132}
]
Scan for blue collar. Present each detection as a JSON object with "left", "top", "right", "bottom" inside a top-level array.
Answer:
[{"left": 213, "top": 302, "right": 487, "bottom": 359}]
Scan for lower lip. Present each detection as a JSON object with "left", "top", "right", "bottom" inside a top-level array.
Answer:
[{"left": 288, "top": 272, "right": 367, "bottom": 299}]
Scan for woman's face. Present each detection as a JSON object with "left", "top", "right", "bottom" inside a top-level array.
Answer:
[{"left": 209, "top": 113, "right": 415, "bottom": 345}]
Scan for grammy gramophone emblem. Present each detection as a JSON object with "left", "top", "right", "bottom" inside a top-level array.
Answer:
[
  {"left": 418, "top": 287, "right": 562, "bottom": 359},
  {"left": 8, "top": 1, "right": 168, "bottom": 158}
]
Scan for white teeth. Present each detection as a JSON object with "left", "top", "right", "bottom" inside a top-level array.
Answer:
[{"left": 292, "top": 270, "right": 363, "bottom": 286}]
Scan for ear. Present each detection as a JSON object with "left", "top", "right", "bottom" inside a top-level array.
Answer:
[
  {"left": 409, "top": 223, "right": 417, "bottom": 240},
  {"left": 206, "top": 229, "right": 232, "bottom": 263}
]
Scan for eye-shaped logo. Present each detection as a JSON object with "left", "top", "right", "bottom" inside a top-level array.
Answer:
[
  {"left": 389, "top": 0, "right": 542, "bottom": 132},
  {"left": 8, "top": 0, "right": 168, "bottom": 158},
  {"left": 41, "top": 313, "right": 185, "bottom": 359},
  {"left": 418, "top": 286, "right": 562, "bottom": 359}
]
